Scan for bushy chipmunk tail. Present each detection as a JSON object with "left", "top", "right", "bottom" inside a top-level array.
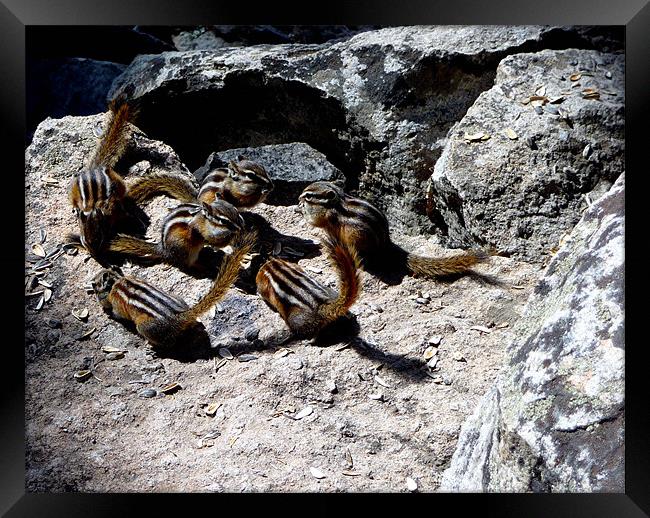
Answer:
[
  {"left": 179, "top": 230, "right": 257, "bottom": 322},
  {"left": 90, "top": 97, "right": 138, "bottom": 169},
  {"left": 127, "top": 173, "right": 199, "bottom": 204},
  {"left": 318, "top": 235, "right": 362, "bottom": 323},
  {"left": 406, "top": 248, "right": 490, "bottom": 278},
  {"left": 107, "top": 234, "right": 161, "bottom": 261}
]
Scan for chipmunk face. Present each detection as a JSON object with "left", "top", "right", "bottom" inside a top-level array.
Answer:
[
  {"left": 199, "top": 199, "right": 245, "bottom": 247},
  {"left": 74, "top": 207, "right": 109, "bottom": 254},
  {"left": 69, "top": 166, "right": 125, "bottom": 255},
  {"left": 227, "top": 156, "right": 274, "bottom": 206},
  {"left": 298, "top": 182, "right": 345, "bottom": 227},
  {"left": 91, "top": 268, "right": 121, "bottom": 298}
]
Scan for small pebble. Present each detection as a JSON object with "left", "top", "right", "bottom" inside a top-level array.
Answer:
[
  {"left": 326, "top": 380, "right": 338, "bottom": 394},
  {"left": 415, "top": 298, "right": 429, "bottom": 305},
  {"left": 605, "top": 71, "right": 612, "bottom": 79},
  {"left": 45, "top": 318, "right": 62, "bottom": 329},
  {"left": 142, "top": 362, "right": 164, "bottom": 372},
  {"left": 139, "top": 388, "right": 157, "bottom": 398},
  {"left": 452, "top": 351, "right": 466, "bottom": 362},
  {"left": 407, "top": 477, "right": 418, "bottom": 492},
  {"left": 526, "top": 136, "right": 537, "bottom": 150}
]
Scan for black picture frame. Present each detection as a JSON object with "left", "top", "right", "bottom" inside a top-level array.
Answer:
[{"left": 7, "top": 0, "right": 647, "bottom": 515}]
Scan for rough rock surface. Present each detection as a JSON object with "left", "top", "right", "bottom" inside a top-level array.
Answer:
[
  {"left": 25, "top": 113, "right": 193, "bottom": 184},
  {"left": 195, "top": 143, "right": 345, "bottom": 205},
  {"left": 173, "top": 29, "right": 231, "bottom": 52},
  {"left": 439, "top": 174, "right": 624, "bottom": 492},
  {"left": 108, "top": 25, "right": 622, "bottom": 238},
  {"left": 428, "top": 49, "right": 624, "bottom": 262},
  {"left": 171, "top": 26, "right": 376, "bottom": 50},
  {"left": 25, "top": 114, "right": 540, "bottom": 492}
]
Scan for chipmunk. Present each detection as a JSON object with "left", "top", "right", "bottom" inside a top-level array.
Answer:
[
  {"left": 256, "top": 231, "right": 361, "bottom": 339},
  {"left": 126, "top": 156, "right": 274, "bottom": 208},
  {"left": 91, "top": 230, "right": 256, "bottom": 349},
  {"left": 106, "top": 198, "right": 245, "bottom": 271},
  {"left": 298, "top": 181, "right": 489, "bottom": 278},
  {"left": 68, "top": 98, "right": 141, "bottom": 257}
]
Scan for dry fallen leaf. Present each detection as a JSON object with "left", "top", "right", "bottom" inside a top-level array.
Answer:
[
  {"left": 273, "top": 348, "right": 293, "bottom": 359},
  {"left": 72, "top": 308, "right": 89, "bottom": 321},
  {"left": 464, "top": 132, "right": 490, "bottom": 142},
  {"left": 423, "top": 346, "right": 437, "bottom": 360},
  {"left": 294, "top": 406, "right": 314, "bottom": 420},
  {"left": 503, "top": 128, "right": 518, "bottom": 140},
  {"left": 31, "top": 244, "right": 46, "bottom": 258},
  {"left": 581, "top": 88, "right": 600, "bottom": 100},
  {"left": 218, "top": 347, "right": 233, "bottom": 360},
  {"left": 102, "top": 346, "right": 124, "bottom": 354},
  {"left": 374, "top": 375, "right": 391, "bottom": 388},
  {"left": 205, "top": 403, "right": 221, "bottom": 417},
  {"left": 160, "top": 382, "right": 182, "bottom": 394}
]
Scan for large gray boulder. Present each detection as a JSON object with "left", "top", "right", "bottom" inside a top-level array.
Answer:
[
  {"left": 108, "top": 26, "right": 621, "bottom": 236},
  {"left": 428, "top": 49, "right": 624, "bottom": 262},
  {"left": 194, "top": 142, "right": 345, "bottom": 205},
  {"left": 439, "top": 173, "right": 624, "bottom": 492}
]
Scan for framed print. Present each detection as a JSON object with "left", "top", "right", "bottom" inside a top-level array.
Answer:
[{"left": 6, "top": 0, "right": 647, "bottom": 515}]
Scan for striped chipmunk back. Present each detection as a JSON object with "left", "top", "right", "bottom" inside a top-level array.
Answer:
[{"left": 110, "top": 275, "right": 189, "bottom": 324}]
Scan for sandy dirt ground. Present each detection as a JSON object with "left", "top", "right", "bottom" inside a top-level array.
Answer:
[{"left": 25, "top": 175, "right": 542, "bottom": 492}]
